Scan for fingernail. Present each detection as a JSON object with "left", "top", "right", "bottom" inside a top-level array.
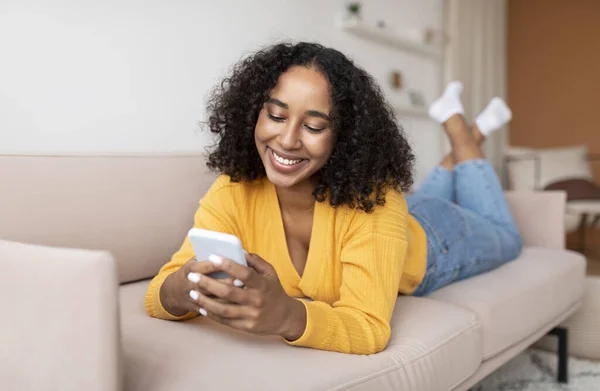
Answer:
[
  {"left": 199, "top": 308, "right": 207, "bottom": 316},
  {"left": 189, "top": 290, "right": 199, "bottom": 300},
  {"left": 233, "top": 279, "right": 244, "bottom": 287},
  {"left": 208, "top": 254, "right": 223, "bottom": 265},
  {"left": 187, "top": 272, "right": 201, "bottom": 283}
]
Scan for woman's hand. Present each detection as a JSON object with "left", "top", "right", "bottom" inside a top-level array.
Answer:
[
  {"left": 159, "top": 258, "right": 238, "bottom": 317},
  {"left": 189, "top": 253, "right": 307, "bottom": 340}
]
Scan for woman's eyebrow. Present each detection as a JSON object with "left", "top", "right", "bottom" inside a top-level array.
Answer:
[
  {"left": 306, "top": 110, "right": 331, "bottom": 121},
  {"left": 266, "top": 98, "right": 288, "bottom": 109},
  {"left": 267, "top": 98, "right": 331, "bottom": 121}
]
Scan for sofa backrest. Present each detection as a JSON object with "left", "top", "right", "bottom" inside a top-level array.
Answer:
[
  {"left": 0, "top": 154, "right": 567, "bottom": 284},
  {"left": 505, "top": 191, "right": 566, "bottom": 249},
  {"left": 0, "top": 154, "right": 216, "bottom": 283}
]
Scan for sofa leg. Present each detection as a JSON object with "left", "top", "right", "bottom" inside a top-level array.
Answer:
[{"left": 548, "top": 327, "right": 568, "bottom": 383}]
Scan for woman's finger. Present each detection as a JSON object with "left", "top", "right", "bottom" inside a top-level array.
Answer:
[
  {"left": 186, "top": 260, "right": 225, "bottom": 290},
  {"left": 175, "top": 290, "right": 202, "bottom": 314},
  {"left": 204, "top": 313, "right": 258, "bottom": 333},
  {"left": 195, "top": 274, "right": 251, "bottom": 305},
  {"left": 245, "top": 253, "right": 273, "bottom": 276},
  {"left": 220, "top": 277, "right": 236, "bottom": 285},
  {"left": 183, "top": 260, "right": 241, "bottom": 298},
  {"left": 191, "top": 290, "right": 251, "bottom": 319},
  {"left": 213, "top": 257, "right": 258, "bottom": 288},
  {"left": 189, "top": 260, "right": 222, "bottom": 275},
  {"left": 189, "top": 259, "right": 245, "bottom": 286}
]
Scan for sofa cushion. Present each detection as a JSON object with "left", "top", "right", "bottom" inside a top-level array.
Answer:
[
  {"left": 120, "top": 281, "right": 482, "bottom": 391},
  {"left": 0, "top": 240, "right": 120, "bottom": 391},
  {"left": 427, "top": 247, "right": 586, "bottom": 360},
  {"left": 0, "top": 154, "right": 215, "bottom": 283}
]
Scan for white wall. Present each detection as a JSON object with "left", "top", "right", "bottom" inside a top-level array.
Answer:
[{"left": 0, "top": 0, "right": 444, "bottom": 184}]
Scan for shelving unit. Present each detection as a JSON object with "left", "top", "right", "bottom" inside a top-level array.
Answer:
[{"left": 338, "top": 19, "right": 442, "bottom": 59}]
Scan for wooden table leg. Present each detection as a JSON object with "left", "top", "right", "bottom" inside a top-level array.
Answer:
[
  {"left": 591, "top": 214, "right": 600, "bottom": 229},
  {"left": 578, "top": 213, "right": 589, "bottom": 254}
]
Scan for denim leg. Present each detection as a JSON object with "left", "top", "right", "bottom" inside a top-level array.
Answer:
[
  {"left": 409, "top": 159, "right": 525, "bottom": 296},
  {"left": 454, "top": 160, "right": 519, "bottom": 235},
  {"left": 414, "top": 166, "right": 455, "bottom": 202},
  {"left": 409, "top": 195, "right": 523, "bottom": 297}
]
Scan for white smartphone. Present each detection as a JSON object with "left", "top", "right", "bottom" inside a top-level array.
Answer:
[{"left": 187, "top": 228, "right": 247, "bottom": 279}]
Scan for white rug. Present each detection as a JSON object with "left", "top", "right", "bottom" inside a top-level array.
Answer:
[{"left": 474, "top": 349, "right": 600, "bottom": 391}]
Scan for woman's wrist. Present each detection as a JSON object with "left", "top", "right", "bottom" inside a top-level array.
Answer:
[
  {"left": 280, "top": 297, "right": 307, "bottom": 341},
  {"left": 159, "top": 273, "right": 188, "bottom": 317}
]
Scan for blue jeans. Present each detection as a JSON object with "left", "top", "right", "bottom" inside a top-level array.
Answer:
[{"left": 407, "top": 160, "right": 523, "bottom": 296}]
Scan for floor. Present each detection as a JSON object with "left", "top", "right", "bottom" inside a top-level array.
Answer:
[{"left": 475, "top": 349, "right": 600, "bottom": 390}]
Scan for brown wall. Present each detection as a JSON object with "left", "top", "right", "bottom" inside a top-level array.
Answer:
[{"left": 508, "top": 0, "right": 600, "bottom": 180}]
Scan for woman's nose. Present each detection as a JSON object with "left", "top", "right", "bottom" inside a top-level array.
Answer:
[{"left": 278, "top": 123, "right": 302, "bottom": 150}]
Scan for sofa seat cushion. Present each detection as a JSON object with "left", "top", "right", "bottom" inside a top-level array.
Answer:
[
  {"left": 427, "top": 247, "right": 586, "bottom": 360},
  {"left": 120, "top": 281, "right": 482, "bottom": 391}
]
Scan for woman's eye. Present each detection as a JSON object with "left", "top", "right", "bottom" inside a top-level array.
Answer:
[
  {"left": 268, "top": 113, "right": 285, "bottom": 122},
  {"left": 305, "top": 125, "right": 325, "bottom": 133}
]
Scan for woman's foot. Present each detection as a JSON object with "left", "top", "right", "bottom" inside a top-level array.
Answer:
[
  {"left": 428, "top": 81, "right": 464, "bottom": 124},
  {"left": 474, "top": 97, "right": 512, "bottom": 136},
  {"left": 437, "top": 95, "right": 512, "bottom": 170}
]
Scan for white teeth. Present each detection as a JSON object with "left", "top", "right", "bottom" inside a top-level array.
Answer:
[{"left": 272, "top": 151, "right": 303, "bottom": 166}]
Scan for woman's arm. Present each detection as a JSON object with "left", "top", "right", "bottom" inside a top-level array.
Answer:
[
  {"left": 145, "top": 178, "right": 241, "bottom": 320},
  {"left": 286, "top": 232, "right": 406, "bottom": 355},
  {"left": 180, "top": 231, "right": 404, "bottom": 354}
]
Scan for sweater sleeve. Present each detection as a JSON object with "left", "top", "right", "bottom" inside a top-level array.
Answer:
[
  {"left": 286, "top": 196, "right": 409, "bottom": 355},
  {"left": 144, "top": 177, "right": 241, "bottom": 320}
]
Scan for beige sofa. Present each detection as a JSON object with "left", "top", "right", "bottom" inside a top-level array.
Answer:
[{"left": 0, "top": 154, "right": 587, "bottom": 391}]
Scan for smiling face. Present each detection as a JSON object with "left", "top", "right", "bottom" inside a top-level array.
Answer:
[{"left": 254, "top": 66, "right": 335, "bottom": 190}]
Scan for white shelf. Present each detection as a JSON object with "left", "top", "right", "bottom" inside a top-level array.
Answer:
[
  {"left": 395, "top": 105, "right": 428, "bottom": 118},
  {"left": 338, "top": 19, "right": 442, "bottom": 59}
]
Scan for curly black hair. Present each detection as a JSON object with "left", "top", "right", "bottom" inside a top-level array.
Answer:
[{"left": 206, "top": 42, "right": 415, "bottom": 213}]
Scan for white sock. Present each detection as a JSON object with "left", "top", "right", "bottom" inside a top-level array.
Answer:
[
  {"left": 428, "top": 81, "right": 464, "bottom": 124},
  {"left": 474, "top": 97, "right": 512, "bottom": 136}
]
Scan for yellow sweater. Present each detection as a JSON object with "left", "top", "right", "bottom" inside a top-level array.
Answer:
[{"left": 145, "top": 176, "right": 427, "bottom": 355}]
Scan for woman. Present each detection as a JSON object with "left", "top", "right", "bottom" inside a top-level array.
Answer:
[{"left": 145, "top": 42, "right": 522, "bottom": 355}]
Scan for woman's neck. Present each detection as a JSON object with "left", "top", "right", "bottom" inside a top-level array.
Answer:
[{"left": 275, "top": 180, "right": 315, "bottom": 214}]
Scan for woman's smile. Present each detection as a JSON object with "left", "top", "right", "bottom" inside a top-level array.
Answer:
[{"left": 268, "top": 147, "right": 308, "bottom": 174}]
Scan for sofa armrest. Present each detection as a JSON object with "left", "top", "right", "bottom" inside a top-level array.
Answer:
[
  {"left": 0, "top": 240, "right": 120, "bottom": 391},
  {"left": 505, "top": 191, "right": 567, "bottom": 249}
]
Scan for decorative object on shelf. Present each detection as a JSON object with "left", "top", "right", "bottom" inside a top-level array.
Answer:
[
  {"left": 377, "top": 20, "right": 386, "bottom": 29},
  {"left": 345, "top": 2, "right": 362, "bottom": 22},
  {"left": 390, "top": 70, "right": 403, "bottom": 90},
  {"left": 423, "top": 27, "right": 447, "bottom": 45},
  {"left": 408, "top": 90, "right": 426, "bottom": 108},
  {"left": 337, "top": 19, "right": 442, "bottom": 58}
]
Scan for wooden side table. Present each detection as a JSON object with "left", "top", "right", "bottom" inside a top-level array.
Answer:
[{"left": 567, "top": 201, "right": 600, "bottom": 257}]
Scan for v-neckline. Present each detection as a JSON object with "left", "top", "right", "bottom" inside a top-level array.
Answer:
[{"left": 267, "top": 179, "right": 324, "bottom": 287}]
